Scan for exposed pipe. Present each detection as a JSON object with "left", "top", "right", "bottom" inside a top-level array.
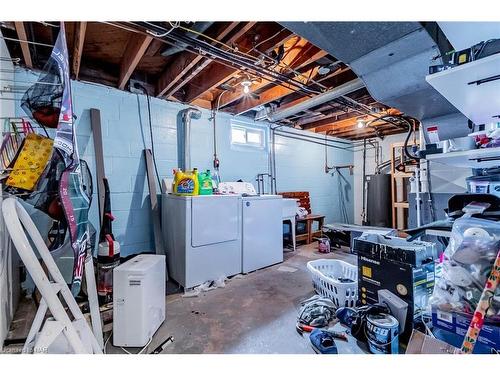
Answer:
[
  {"left": 361, "top": 138, "right": 367, "bottom": 225},
  {"left": 262, "top": 78, "right": 364, "bottom": 123},
  {"left": 179, "top": 107, "right": 201, "bottom": 171},
  {"left": 160, "top": 22, "right": 213, "bottom": 57}
]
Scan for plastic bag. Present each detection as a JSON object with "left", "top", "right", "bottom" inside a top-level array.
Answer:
[
  {"left": 182, "top": 276, "right": 228, "bottom": 298},
  {"left": 430, "top": 217, "right": 500, "bottom": 317}
]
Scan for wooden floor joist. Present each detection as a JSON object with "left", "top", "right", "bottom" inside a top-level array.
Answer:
[
  {"left": 1, "top": 21, "right": 403, "bottom": 141},
  {"left": 180, "top": 22, "right": 258, "bottom": 104},
  {"left": 156, "top": 22, "right": 241, "bottom": 98},
  {"left": 118, "top": 33, "right": 153, "bottom": 90},
  {"left": 14, "top": 22, "right": 32, "bottom": 68},
  {"left": 217, "top": 38, "right": 321, "bottom": 110},
  {"left": 72, "top": 22, "right": 87, "bottom": 79}
]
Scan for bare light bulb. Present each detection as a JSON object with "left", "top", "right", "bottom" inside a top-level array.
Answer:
[
  {"left": 243, "top": 85, "right": 250, "bottom": 94},
  {"left": 357, "top": 119, "right": 365, "bottom": 129}
]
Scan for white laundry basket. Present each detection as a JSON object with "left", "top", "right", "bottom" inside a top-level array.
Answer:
[{"left": 306, "top": 259, "right": 358, "bottom": 307}]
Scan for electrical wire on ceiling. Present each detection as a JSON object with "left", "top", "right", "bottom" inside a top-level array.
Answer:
[
  {"left": 97, "top": 21, "right": 379, "bottom": 130},
  {"left": 106, "top": 21, "right": 366, "bottom": 119},
  {"left": 38, "top": 22, "right": 60, "bottom": 28},
  {"left": 0, "top": 35, "right": 54, "bottom": 48},
  {"left": 124, "top": 22, "right": 323, "bottom": 95},
  {"left": 250, "top": 27, "right": 288, "bottom": 52},
  {"left": 144, "top": 21, "right": 180, "bottom": 37},
  {"left": 176, "top": 23, "right": 299, "bottom": 78}
]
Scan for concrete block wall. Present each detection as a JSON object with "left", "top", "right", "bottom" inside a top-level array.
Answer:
[
  {"left": 274, "top": 128, "right": 354, "bottom": 223},
  {"left": 14, "top": 68, "right": 354, "bottom": 256}
]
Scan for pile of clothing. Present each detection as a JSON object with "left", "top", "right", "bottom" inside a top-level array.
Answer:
[{"left": 296, "top": 295, "right": 348, "bottom": 354}]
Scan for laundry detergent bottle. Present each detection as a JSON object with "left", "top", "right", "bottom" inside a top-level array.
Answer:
[
  {"left": 198, "top": 170, "right": 214, "bottom": 195},
  {"left": 173, "top": 168, "right": 199, "bottom": 196}
]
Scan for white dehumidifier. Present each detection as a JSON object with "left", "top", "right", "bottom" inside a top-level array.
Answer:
[{"left": 113, "top": 254, "right": 166, "bottom": 347}]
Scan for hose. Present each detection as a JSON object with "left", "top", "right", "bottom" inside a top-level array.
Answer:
[{"left": 403, "top": 117, "right": 421, "bottom": 161}]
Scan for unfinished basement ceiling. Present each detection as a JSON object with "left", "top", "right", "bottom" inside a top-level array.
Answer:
[{"left": 0, "top": 21, "right": 426, "bottom": 140}]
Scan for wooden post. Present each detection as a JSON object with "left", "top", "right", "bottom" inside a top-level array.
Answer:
[
  {"left": 90, "top": 108, "right": 105, "bottom": 226},
  {"left": 143, "top": 150, "right": 165, "bottom": 257}
]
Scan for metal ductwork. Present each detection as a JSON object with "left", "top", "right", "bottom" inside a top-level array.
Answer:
[
  {"left": 178, "top": 107, "right": 202, "bottom": 171},
  {"left": 280, "top": 22, "right": 472, "bottom": 140},
  {"left": 257, "top": 78, "right": 364, "bottom": 122}
]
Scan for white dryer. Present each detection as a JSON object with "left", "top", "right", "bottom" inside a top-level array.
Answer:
[
  {"left": 218, "top": 182, "right": 284, "bottom": 273},
  {"left": 241, "top": 194, "right": 283, "bottom": 273}
]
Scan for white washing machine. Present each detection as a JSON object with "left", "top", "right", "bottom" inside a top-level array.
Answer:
[
  {"left": 161, "top": 193, "right": 241, "bottom": 288},
  {"left": 219, "top": 182, "right": 284, "bottom": 273}
]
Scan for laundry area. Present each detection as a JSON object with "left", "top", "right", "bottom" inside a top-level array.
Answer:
[{"left": 0, "top": 4, "right": 500, "bottom": 366}]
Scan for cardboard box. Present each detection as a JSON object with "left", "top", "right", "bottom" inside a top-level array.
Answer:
[
  {"left": 355, "top": 234, "right": 436, "bottom": 343},
  {"left": 431, "top": 307, "right": 500, "bottom": 351},
  {"left": 406, "top": 330, "right": 459, "bottom": 354}
]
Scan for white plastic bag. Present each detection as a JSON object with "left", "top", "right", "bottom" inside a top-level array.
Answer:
[{"left": 430, "top": 217, "right": 500, "bottom": 316}]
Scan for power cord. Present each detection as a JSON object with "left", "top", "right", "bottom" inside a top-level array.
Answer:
[
  {"left": 103, "top": 332, "right": 112, "bottom": 354},
  {"left": 103, "top": 331, "right": 152, "bottom": 354},
  {"left": 134, "top": 83, "right": 162, "bottom": 190}
]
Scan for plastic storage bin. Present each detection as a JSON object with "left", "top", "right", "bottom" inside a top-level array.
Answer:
[{"left": 306, "top": 259, "right": 358, "bottom": 307}]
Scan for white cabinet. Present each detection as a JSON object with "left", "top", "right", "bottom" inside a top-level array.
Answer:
[
  {"left": 426, "top": 147, "right": 500, "bottom": 168},
  {"left": 426, "top": 53, "right": 500, "bottom": 125}
]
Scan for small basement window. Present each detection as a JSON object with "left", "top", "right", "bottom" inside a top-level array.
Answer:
[{"left": 230, "top": 121, "right": 266, "bottom": 150}]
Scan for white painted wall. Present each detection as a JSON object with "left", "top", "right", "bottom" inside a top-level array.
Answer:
[{"left": 0, "top": 30, "right": 19, "bottom": 349}]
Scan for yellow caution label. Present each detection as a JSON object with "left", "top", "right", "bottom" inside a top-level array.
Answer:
[
  {"left": 362, "top": 266, "right": 372, "bottom": 278},
  {"left": 458, "top": 53, "right": 467, "bottom": 64}
]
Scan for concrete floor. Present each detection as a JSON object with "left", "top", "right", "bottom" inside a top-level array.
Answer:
[{"left": 106, "top": 243, "right": 358, "bottom": 354}]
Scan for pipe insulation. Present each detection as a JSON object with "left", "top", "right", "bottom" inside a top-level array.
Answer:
[{"left": 262, "top": 78, "right": 364, "bottom": 123}]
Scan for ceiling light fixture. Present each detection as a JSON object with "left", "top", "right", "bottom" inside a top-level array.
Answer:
[
  {"left": 241, "top": 80, "right": 252, "bottom": 94},
  {"left": 357, "top": 118, "right": 366, "bottom": 129}
]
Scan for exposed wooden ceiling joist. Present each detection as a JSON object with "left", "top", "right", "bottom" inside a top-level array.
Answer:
[
  {"left": 1, "top": 21, "right": 405, "bottom": 141},
  {"left": 229, "top": 66, "right": 321, "bottom": 115},
  {"left": 118, "top": 33, "right": 153, "bottom": 90},
  {"left": 14, "top": 22, "right": 32, "bottom": 68},
  {"left": 72, "top": 22, "right": 87, "bottom": 79},
  {"left": 156, "top": 22, "right": 241, "bottom": 98},
  {"left": 289, "top": 48, "right": 328, "bottom": 71},
  {"left": 178, "top": 22, "right": 258, "bottom": 104},
  {"left": 310, "top": 109, "right": 400, "bottom": 134},
  {"left": 230, "top": 62, "right": 358, "bottom": 116},
  {"left": 217, "top": 37, "right": 319, "bottom": 109},
  {"left": 348, "top": 127, "right": 407, "bottom": 141}
]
